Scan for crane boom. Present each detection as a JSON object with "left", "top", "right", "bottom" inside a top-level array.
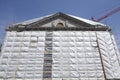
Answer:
[{"left": 92, "top": 6, "right": 120, "bottom": 22}]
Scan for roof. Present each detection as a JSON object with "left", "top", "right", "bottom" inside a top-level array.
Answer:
[
  {"left": 7, "top": 12, "right": 111, "bottom": 31},
  {"left": 67, "top": 14, "right": 106, "bottom": 26},
  {"left": 14, "top": 12, "right": 106, "bottom": 26},
  {"left": 14, "top": 14, "right": 54, "bottom": 26}
]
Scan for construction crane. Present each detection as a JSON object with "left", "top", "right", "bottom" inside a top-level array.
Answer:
[{"left": 91, "top": 6, "right": 120, "bottom": 22}]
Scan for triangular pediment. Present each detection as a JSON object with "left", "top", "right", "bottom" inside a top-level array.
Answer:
[
  {"left": 7, "top": 12, "right": 110, "bottom": 31},
  {"left": 23, "top": 12, "right": 94, "bottom": 28}
]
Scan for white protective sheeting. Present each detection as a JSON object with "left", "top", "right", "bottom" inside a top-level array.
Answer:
[
  {"left": 52, "top": 31, "right": 105, "bottom": 80},
  {"left": 0, "top": 31, "right": 45, "bottom": 79},
  {"left": 97, "top": 32, "right": 120, "bottom": 79},
  {"left": 0, "top": 31, "right": 120, "bottom": 80}
]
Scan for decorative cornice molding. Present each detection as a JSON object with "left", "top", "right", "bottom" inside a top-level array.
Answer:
[{"left": 6, "top": 26, "right": 111, "bottom": 32}]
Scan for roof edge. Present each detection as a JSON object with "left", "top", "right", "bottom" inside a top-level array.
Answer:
[
  {"left": 6, "top": 25, "right": 111, "bottom": 32},
  {"left": 9, "top": 12, "right": 108, "bottom": 27}
]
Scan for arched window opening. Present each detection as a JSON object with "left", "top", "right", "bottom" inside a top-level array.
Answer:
[{"left": 56, "top": 23, "right": 64, "bottom": 27}]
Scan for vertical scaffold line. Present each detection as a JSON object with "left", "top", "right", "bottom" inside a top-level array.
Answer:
[
  {"left": 43, "top": 31, "right": 53, "bottom": 80},
  {"left": 95, "top": 32, "right": 107, "bottom": 80},
  {"left": 14, "top": 31, "right": 25, "bottom": 80}
]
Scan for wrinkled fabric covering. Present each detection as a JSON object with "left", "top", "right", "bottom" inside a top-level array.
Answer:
[{"left": 0, "top": 31, "right": 120, "bottom": 80}]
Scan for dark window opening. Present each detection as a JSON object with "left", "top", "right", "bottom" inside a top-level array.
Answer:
[{"left": 56, "top": 23, "right": 64, "bottom": 27}]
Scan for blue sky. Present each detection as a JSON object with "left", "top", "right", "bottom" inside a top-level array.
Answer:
[{"left": 0, "top": 0, "right": 120, "bottom": 48}]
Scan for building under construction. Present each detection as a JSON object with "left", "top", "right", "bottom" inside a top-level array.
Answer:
[{"left": 0, "top": 12, "right": 120, "bottom": 80}]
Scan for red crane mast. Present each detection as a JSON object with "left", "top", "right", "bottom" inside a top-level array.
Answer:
[{"left": 91, "top": 6, "right": 120, "bottom": 22}]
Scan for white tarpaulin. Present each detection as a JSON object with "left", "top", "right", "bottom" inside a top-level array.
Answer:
[{"left": 0, "top": 31, "right": 120, "bottom": 80}]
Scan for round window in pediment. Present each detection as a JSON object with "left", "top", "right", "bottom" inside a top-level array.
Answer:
[{"left": 56, "top": 23, "right": 64, "bottom": 27}]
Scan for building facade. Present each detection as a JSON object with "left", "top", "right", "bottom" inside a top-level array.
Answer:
[{"left": 0, "top": 12, "right": 120, "bottom": 80}]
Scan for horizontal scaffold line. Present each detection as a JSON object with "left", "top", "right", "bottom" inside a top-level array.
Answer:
[{"left": 6, "top": 26, "right": 111, "bottom": 32}]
